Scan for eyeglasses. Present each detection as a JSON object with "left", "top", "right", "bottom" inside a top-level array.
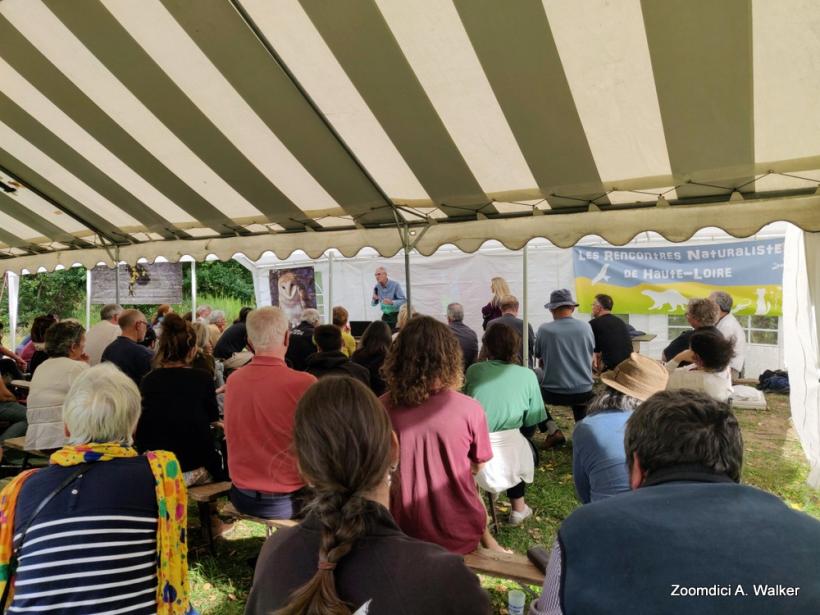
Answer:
[{"left": 136, "top": 321, "right": 148, "bottom": 328}]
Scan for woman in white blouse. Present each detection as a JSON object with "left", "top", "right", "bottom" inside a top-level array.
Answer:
[
  {"left": 25, "top": 320, "right": 89, "bottom": 450},
  {"left": 666, "top": 328, "right": 734, "bottom": 402}
]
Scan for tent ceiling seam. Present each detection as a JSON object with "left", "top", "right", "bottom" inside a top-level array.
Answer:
[{"left": 229, "top": 0, "right": 401, "bottom": 227}]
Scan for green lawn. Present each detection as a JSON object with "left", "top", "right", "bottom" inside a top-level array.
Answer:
[{"left": 185, "top": 392, "right": 819, "bottom": 614}]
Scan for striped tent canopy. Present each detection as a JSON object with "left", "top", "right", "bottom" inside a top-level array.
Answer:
[{"left": 1, "top": 0, "right": 819, "bottom": 273}]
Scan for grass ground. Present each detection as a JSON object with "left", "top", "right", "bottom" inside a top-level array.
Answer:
[{"left": 183, "top": 391, "right": 819, "bottom": 614}]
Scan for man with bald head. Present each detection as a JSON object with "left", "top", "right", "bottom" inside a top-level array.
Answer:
[
  {"left": 101, "top": 308, "right": 153, "bottom": 385},
  {"left": 371, "top": 266, "right": 406, "bottom": 329},
  {"left": 224, "top": 306, "right": 316, "bottom": 519}
]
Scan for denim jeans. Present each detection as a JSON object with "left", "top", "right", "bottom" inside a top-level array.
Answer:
[{"left": 0, "top": 400, "right": 28, "bottom": 441}]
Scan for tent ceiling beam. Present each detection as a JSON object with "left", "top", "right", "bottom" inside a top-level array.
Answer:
[{"left": 0, "top": 162, "right": 130, "bottom": 248}]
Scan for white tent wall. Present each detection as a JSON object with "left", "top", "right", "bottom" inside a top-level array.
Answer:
[
  {"left": 242, "top": 226, "right": 787, "bottom": 377},
  {"left": 783, "top": 228, "right": 820, "bottom": 488}
]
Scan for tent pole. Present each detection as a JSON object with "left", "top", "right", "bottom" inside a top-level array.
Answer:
[
  {"left": 522, "top": 244, "right": 529, "bottom": 367},
  {"left": 404, "top": 229, "right": 412, "bottom": 314},
  {"left": 85, "top": 268, "right": 92, "bottom": 330},
  {"left": 191, "top": 260, "right": 197, "bottom": 316},
  {"left": 8, "top": 272, "right": 19, "bottom": 350},
  {"left": 114, "top": 264, "right": 120, "bottom": 305},
  {"left": 327, "top": 251, "right": 334, "bottom": 322}
]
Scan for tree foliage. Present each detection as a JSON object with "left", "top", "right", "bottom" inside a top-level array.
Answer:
[
  {"left": 2, "top": 260, "right": 255, "bottom": 332},
  {"left": 184, "top": 260, "right": 255, "bottom": 304}
]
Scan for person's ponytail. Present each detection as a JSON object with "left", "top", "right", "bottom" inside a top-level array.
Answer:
[{"left": 274, "top": 377, "right": 393, "bottom": 615}]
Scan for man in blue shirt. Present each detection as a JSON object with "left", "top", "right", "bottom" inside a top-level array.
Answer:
[
  {"left": 534, "top": 289, "right": 595, "bottom": 423},
  {"left": 371, "top": 267, "right": 406, "bottom": 329}
]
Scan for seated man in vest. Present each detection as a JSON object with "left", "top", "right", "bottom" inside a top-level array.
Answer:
[
  {"left": 100, "top": 309, "right": 153, "bottom": 386},
  {"left": 529, "top": 390, "right": 820, "bottom": 615},
  {"left": 224, "top": 307, "right": 316, "bottom": 519},
  {"left": 304, "top": 325, "right": 370, "bottom": 386}
]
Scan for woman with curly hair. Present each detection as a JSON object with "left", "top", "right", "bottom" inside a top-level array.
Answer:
[
  {"left": 666, "top": 328, "right": 735, "bottom": 401},
  {"left": 246, "top": 377, "right": 490, "bottom": 614},
  {"left": 382, "top": 316, "right": 505, "bottom": 554}
]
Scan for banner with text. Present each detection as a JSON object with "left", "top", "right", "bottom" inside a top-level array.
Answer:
[{"left": 573, "top": 239, "right": 784, "bottom": 316}]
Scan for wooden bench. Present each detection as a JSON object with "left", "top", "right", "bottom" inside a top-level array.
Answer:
[
  {"left": 224, "top": 504, "right": 544, "bottom": 586},
  {"left": 187, "top": 481, "right": 232, "bottom": 554},
  {"left": 2, "top": 436, "right": 50, "bottom": 470}
]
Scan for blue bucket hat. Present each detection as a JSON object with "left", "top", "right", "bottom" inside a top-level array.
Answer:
[{"left": 545, "top": 289, "right": 579, "bottom": 310}]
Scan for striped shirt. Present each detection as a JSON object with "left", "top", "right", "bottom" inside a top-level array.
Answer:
[{"left": 10, "top": 457, "right": 159, "bottom": 614}]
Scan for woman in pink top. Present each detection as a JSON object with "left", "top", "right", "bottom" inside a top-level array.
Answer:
[{"left": 382, "top": 316, "right": 506, "bottom": 554}]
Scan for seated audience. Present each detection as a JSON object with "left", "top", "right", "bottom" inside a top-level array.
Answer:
[
  {"left": 464, "top": 323, "right": 545, "bottom": 525},
  {"left": 101, "top": 309, "right": 153, "bottom": 386},
  {"left": 589, "top": 294, "right": 633, "bottom": 372},
  {"left": 529, "top": 390, "right": 820, "bottom": 614},
  {"left": 25, "top": 321, "right": 89, "bottom": 451},
  {"left": 0, "top": 363, "right": 193, "bottom": 614},
  {"left": 151, "top": 303, "right": 172, "bottom": 338},
  {"left": 191, "top": 321, "right": 216, "bottom": 377},
  {"left": 573, "top": 354, "right": 668, "bottom": 504},
  {"left": 85, "top": 303, "right": 122, "bottom": 365},
  {"left": 0, "top": 322, "right": 26, "bottom": 382},
  {"left": 136, "top": 314, "right": 224, "bottom": 485},
  {"left": 535, "top": 289, "right": 595, "bottom": 423},
  {"left": 447, "top": 302, "right": 478, "bottom": 371},
  {"left": 26, "top": 314, "right": 58, "bottom": 375},
  {"left": 246, "top": 376, "right": 491, "bottom": 614},
  {"left": 351, "top": 320, "right": 392, "bottom": 396},
  {"left": 208, "top": 309, "right": 227, "bottom": 348},
  {"left": 666, "top": 329, "right": 734, "bottom": 401},
  {"left": 661, "top": 297, "right": 721, "bottom": 362},
  {"left": 486, "top": 294, "right": 535, "bottom": 367},
  {"left": 285, "top": 308, "right": 321, "bottom": 371},
  {"left": 382, "top": 316, "right": 505, "bottom": 554},
  {"left": 0, "top": 376, "right": 27, "bottom": 452},
  {"left": 224, "top": 307, "right": 316, "bottom": 519},
  {"left": 392, "top": 303, "right": 418, "bottom": 340},
  {"left": 213, "top": 307, "right": 250, "bottom": 360},
  {"left": 195, "top": 304, "right": 212, "bottom": 323},
  {"left": 305, "top": 325, "right": 370, "bottom": 386},
  {"left": 481, "top": 276, "right": 511, "bottom": 330},
  {"left": 332, "top": 305, "right": 357, "bottom": 357},
  {"left": 710, "top": 290, "right": 747, "bottom": 378}
]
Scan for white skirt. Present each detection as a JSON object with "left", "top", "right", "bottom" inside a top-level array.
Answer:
[{"left": 476, "top": 428, "right": 535, "bottom": 494}]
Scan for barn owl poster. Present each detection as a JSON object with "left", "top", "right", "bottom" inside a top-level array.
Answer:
[{"left": 269, "top": 266, "right": 317, "bottom": 327}]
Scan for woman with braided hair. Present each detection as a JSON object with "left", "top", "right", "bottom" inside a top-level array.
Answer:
[{"left": 245, "top": 376, "right": 490, "bottom": 614}]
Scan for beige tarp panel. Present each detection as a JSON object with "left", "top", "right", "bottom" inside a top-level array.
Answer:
[{"left": 0, "top": 0, "right": 819, "bottom": 273}]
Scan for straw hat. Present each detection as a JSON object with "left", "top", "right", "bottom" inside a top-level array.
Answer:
[{"left": 600, "top": 353, "right": 668, "bottom": 401}]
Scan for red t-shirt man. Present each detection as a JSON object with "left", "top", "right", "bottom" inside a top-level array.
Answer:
[
  {"left": 383, "top": 389, "right": 493, "bottom": 554},
  {"left": 224, "top": 307, "right": 317, "bottom": 519}
]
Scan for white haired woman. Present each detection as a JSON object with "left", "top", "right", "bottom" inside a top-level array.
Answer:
[
  {"left": 25, "top": 321, "right": 89, "bottom": 451},
  {"left": 0, "top": 363, "right": 192, "bottom": 615}
]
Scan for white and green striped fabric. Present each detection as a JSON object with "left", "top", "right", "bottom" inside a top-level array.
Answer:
[{"left": 0, "top": 0, "right": 819, "bottom": 273}]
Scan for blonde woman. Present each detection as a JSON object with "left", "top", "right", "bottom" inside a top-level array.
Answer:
[
  {"left": 481, "top": 276, "right": 511, "bottom": 329},
  {"left": 391, "top": 303, "right": 418, "bottom": 340}
]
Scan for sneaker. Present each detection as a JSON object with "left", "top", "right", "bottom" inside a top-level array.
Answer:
[
  {"left": 542, "top": 430, "right": 566, "bottom": 450},
  {"left": 509, "top": 505, "right": 533, "bottom": 526}
]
